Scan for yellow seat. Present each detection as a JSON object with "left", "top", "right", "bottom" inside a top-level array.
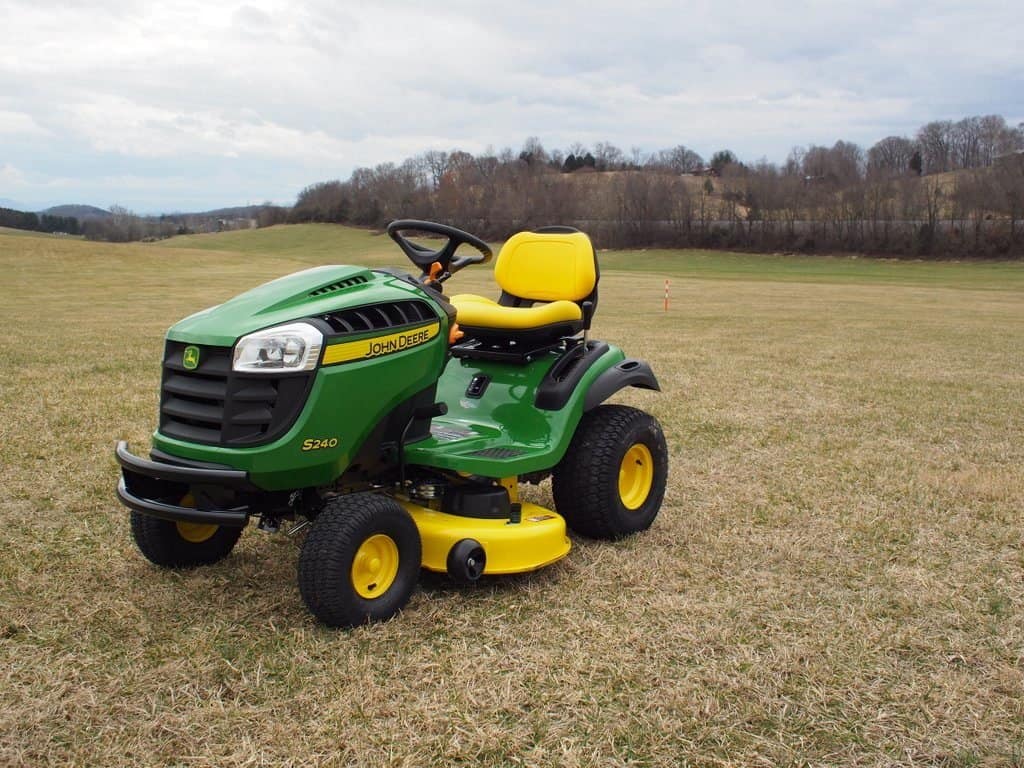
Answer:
[
  {"left": 450, "top": 229, "right": 598, "bottom": 340},
  {"left": 449, "top": 295, "right": 583, "bottom": 329}
]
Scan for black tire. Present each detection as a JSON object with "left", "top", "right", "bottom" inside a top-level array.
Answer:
[
  {"left": 553, "top": 404, "right": 668, "bottom": 540},
  {"left": 298, "top": 493, "right": 422, "bottom": 628},
  {"left": 130, "top": 511, "right": 243, "bottom": 568}
]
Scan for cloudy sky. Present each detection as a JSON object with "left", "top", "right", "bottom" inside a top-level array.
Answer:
[{"left": 1, "top": 0, "right": 1021, "bottom": 212}]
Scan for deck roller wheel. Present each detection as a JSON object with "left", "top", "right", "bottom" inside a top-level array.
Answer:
[{"left": 447, "top": 538, "right": 486, "bottom": 583}]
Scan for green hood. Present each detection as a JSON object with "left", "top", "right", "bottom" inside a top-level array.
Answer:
[{"left": 165, "top": 265, "right": 411, "bottom": 346}]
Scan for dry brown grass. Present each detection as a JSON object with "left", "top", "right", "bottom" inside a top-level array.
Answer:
[{"left": 1, "top": 227, "right": 1022, "bottom": 766}]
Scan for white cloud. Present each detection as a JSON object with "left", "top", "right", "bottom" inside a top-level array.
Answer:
[
  {"left": 0, "top": 162, "right": 28, "bottom": 185},
  {"left": 63, "top": 96, "right": 349, "bottom": 161},
  {"left": 0, "top": 110, "right": 48, "bottom": 136}
]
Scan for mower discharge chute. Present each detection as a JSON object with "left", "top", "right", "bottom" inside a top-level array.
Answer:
[{"left": 116, "top": 221, "right": 668, "bottom": 627}]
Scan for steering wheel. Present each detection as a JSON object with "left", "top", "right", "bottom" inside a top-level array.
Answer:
[{"left": 386, "top": 220, "right": 493, "bottom": 280}]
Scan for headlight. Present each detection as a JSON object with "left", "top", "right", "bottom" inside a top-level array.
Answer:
[{"left": 233, "top": 322, "right": 323, "bottom": 373}]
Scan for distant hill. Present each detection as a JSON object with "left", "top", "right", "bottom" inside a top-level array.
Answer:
[
  {"left": 196, "top": 205, "right": 265, "bottom": 219},
  {"left": 41, "top": 204, "right": 111, "bottom": 220}
]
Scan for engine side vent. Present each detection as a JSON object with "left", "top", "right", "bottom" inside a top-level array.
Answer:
[
  {"left": 321, "top": 300, "right": 436, "bottom": 334},
  {"left": 309, "top": 274, "right": 369, "bottom": 297}
]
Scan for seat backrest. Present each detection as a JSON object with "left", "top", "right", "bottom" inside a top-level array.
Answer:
[{"left": 494, "top": 230, "right": 597, "bottom": 303}]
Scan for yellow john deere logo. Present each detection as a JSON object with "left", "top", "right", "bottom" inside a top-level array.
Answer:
[
  {"left": 182, "top": 345, "right": 200, "bottom": 370},
  {"left": 322, "top": 322, "right": 440, "bottom": 366}
]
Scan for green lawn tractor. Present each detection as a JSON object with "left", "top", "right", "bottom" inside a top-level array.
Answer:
[{"left": 116, "top": 221, "right": 668, "bottom": 627}]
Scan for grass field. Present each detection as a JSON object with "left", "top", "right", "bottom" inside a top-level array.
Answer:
[{"left": 1, "top": 224, "right": 1023, "bottom": 766}]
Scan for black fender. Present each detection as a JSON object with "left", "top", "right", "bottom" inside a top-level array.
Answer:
[{"left": 583, "top": 359, "right": 660, "bottom": 411}]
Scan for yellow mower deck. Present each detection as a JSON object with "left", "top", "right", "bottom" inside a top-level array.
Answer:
[{"left": 399, "top": 499, "right": 571, "bottom": 575}]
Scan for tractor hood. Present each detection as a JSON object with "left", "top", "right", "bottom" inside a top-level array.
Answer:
[{"left": 165, "top": 265, "right": 417, "bottom": 346}]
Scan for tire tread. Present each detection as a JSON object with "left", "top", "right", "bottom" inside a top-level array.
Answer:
[
  {"left": 298, "top": 493, "right": 420, "bottom": 628},
  {"left": 553, "top": 404, "right": 667, "bottom": 539},
  {"left": 130, "top": 512, "right": 243, "bottom": 568}
]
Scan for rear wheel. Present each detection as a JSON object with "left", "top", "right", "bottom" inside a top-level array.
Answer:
[
  {"left": 298, "top": 493, "right": 421, "bottom": 628},
  {"left": 131, "top": 507, "right": 243, "bottom": 568},
  {"left": 553, "top": 405, "right": 668, "bottom": 539}
]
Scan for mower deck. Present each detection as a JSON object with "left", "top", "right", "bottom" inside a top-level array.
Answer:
[{"left": 399, "top": 499, "right": 571, "bottom": 575}]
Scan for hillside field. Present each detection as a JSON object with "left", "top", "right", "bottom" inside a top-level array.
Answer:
[{"left": 1, "top": 224, "right": 1022, "bottom": 766}]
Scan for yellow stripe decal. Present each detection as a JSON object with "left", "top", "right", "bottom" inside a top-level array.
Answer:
[{"left": 322, "top": 322, "right": 440, "bottom": 365}]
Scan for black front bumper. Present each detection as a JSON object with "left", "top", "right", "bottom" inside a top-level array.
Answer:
[{"left": 115, "top": 440, "right": 252, "bottom": 526}]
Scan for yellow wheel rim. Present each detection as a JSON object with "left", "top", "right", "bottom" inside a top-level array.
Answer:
[
  {"left": 351, "top": 534, "right": 400, "bottom": 599},
  {"left": 176, "top": 521, "right": 219, "bottom": 543},
  {"left": 618, "top": 443, "right": 654, "bottom": 510},
  {"left": 175, "top": 494, "right": 219, "bottom": 543}
]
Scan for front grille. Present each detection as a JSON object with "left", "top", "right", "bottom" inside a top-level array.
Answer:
[
  {"left": 159, "top": 341, "right": 314, "bottom": 446},
  {"left": 321, "top": 300, "right": 436, "bottom": 334}
]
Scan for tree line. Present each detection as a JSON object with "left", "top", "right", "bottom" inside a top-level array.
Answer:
[
  {"left": 0, "top": 207, "right": 81, "bottom": 235},
  {"left": 21, "top": 113, "right": 1022, "bottom": 257},
  {"left": 289, "top": 114, "right": 1024, "bottom": 258},
  {"left": 77, "top": 206, "right": 286, "bottom": 242}
]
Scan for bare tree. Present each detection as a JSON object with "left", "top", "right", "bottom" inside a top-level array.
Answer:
[
  {"left": 519, "top": 136, "right": 549, "bottom": 166},
  {"left": 800, "top": 142, "right": 862, "bottom": 185},
  {"left": 917, "top": 121, "right": 954, "bottom": 174},
  {"left": 951, "top": 116, "right": 984, "bottom": 170},
  {"left": 593, "top": 141, "right": 625, "bottom": 170},
  {"left": 980, "top": 115, "right": 1024, "bottom": 165},
  {"left": 421, "top": 150, "right": 450, "bottom": 190},
  {"left": 994, "top": 152, "right": 1024, "bottom": 245},
  {"left": 868, "top": 136, "right": 917, "bottom": 178},
  {"left": 567, "top": 141, "right": 588, "bottom": 159},
  {"left": 830, "top": 141, "right": 865, "bottom": 185},
  {"left": 784, "top": 146, "right": 805, "bottom": 176},
  {"left": 648, "top": 145, "right": 704, "bottom": 174}
]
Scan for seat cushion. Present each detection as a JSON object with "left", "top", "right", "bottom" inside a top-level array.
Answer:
[
  {"left": 450, "top": 294, "right": 583, "bottom": 330},
  {"left": 494, "top": 231, "right": 596, "bottom": 303}
]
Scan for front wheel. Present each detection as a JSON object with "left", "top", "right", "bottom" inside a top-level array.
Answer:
[
  {"left": 130, "top": 511, "right": 243, "bottom": 567},
  {"left": 298, "top": 493, "right": 422, "bottom": 628},
  {"left": 553, "top": 405, "right": 668, "bottom": 539}
]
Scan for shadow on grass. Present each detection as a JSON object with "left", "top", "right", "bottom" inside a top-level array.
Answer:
[{"left": 120, "top": 538, "right": 570, "bottom": 632}]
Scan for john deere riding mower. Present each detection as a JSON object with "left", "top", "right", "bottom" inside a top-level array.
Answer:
[{"left": 116, "top": 221, "right": 667, "bottom": 627}]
